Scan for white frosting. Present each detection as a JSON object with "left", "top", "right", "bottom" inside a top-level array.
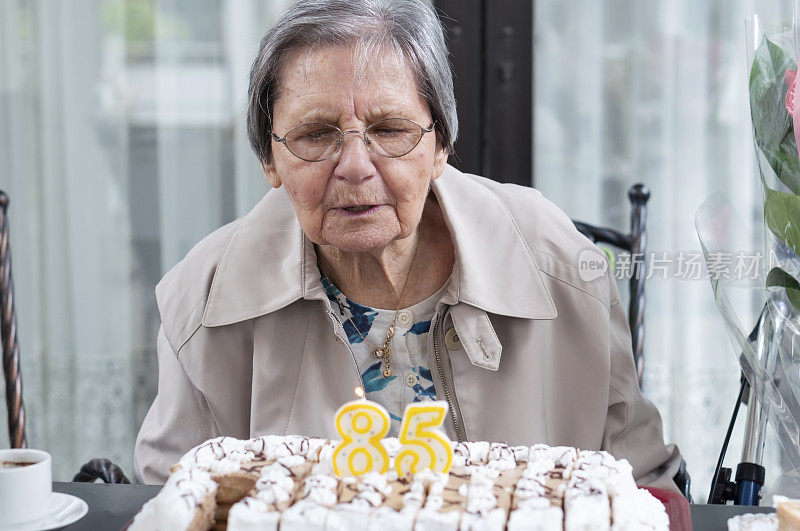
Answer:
[
  {"left": 569, "top": 452, "right": 637, "bottom": 498},
  {"left": 460, "top": 508, "right": 507, "bottom": 530},
  {"left": 272, "top": 435, "right": 314, "bottom": 459},
  {"left": 453, "top": 441, "right": 491, "bottom": 466},
  {"left": 726, "top": 513, "right": 778, "bottom": 531},
  {"left": 510, "top": 445, "right": 531, "bottom": 463},
  {"left": 346, "top": 471, "right": 392, "bottom": 508},
  {"left": 381, "top": 437, "right": 402, "bottom": 458},
  {"left": 251, "top": 463, "right": 295, "bottom": 506},
  {"left": 301, "top": 474, "right": 339, "bottom": 507},
  {"left": 463, "top": 483, "right": 498, "bottom": 515},
  {"left": 227, "top": 497, "right": 280, "bottom": 531},
  {"left": 422, "top": 494, "right": 444, "bottom": 511},
  {"left": 516, "top": 496, "right": 552, "bottom": 510},
  {"left": 275, "top": 454, "right": 307, "bottom": 469},
  {"left": 413, "top": 468, "right": 448, "bottom": 487},
  {"left": 255, "top": 486, "right": 292, "bottom": 506},
  {"left": 329, "top": 501, "right": 373, "bottom": 530},
  {"left": 508, "top": 505, "right": 563, "bottom": 531},
  {"left": 256, "top": 462, "right": 292, "bottom": 483},
  {"left": 403, "top": 483, "right": 426, "bottom": 508},
  {"left": 371, "top": 505, "right": 418, "bottom": 531},
  {"left": 281, "top": 500, "right": 330, "bottom": 531},
  {"left": 564, "top": 480, "right": 610, "bottom": 531},
  {"left": 414, "top": 505, "right": 461, "bottom": 529},
  {"left": 611, "top": 488, "right": 669, "bottom": 530},
  {"left": 129, "top": 468, "right": 216, "bottom": 530},
  {"left": 488, "top": 443, "right": 517, "bottom": 465},
  {"left": 524, "top": 459, "right": 556, "bottom": 477},
  {"left": 177, "top": 436, "right": 258, "bottom": 474},
  {"left": 529, "top": 445, "right": 577, "bottom": 468},
  {"left": 516, "top": 475, "right": 547, "bottom": 500},
  {"left": 470, "top": 465, "right": 500, "bottom": 485}
]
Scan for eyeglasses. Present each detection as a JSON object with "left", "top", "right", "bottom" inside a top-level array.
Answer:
[{"left": 270, "top": 118, "right": 435, "bottom": 162}]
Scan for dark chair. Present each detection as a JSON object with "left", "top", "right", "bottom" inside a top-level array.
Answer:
[
  {"left": 0, "top": 191, "right": 130, "bottom": 483},
  {"left": 572, "top": 183, "right": 649, "bottom": 387},
  {"left": 571, "top": 184, "right": 692, "bottom": 501},
  {"left": 1, "top": 191, "right": 26, "bottom": 450}
]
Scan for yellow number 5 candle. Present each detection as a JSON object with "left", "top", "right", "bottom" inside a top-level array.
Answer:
[
  {"left": 332, "top": 387, "right": 391, "bottom": 477},
  {"left": 395, "top": 401, "right": 453, "bottom": 477}
]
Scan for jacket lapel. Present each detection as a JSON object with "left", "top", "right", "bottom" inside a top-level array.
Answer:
[{"left": 202, "top": 164, "right": 558, "bottom": 336}]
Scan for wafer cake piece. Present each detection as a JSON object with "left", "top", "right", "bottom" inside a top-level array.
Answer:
[
  {"left": 564, "top": 478, "right": 610, "bottom": 531},
  {"left": 726, "top": 513, "right": 778, "bottom": 530},
  {"left": 175, "top": 437, "right": 264, "bottom": 502},
  {"left": 774, "top": 495, "right": 800, "bottom": 531},
  {"left": 453, "top": 441, "right": 491, "bottom": 468},
  {"left": 413, "top": 469, "right": 466, "bottom": 530},
  {"left": 328, "top": 472, "right": 393, "bottom": 529},
  {"left": 508, "top": 453, "right": 565, "bottom": 531},
  {"left": 129, "top": 468, "right": 218, "bottom": 531},
  {"left": 280, "top": 473, "right": 341, "bottom": 530},
  {"left": 457, "top": 467, "right": 507, "bottom": 530},
  {"left": 226, "top": 461, "right": 301, "bottom": 531},
  {"left": 370, "top": 473, "right": 426, "bottom": 530},
  {"left": 609, "top": 488, "right": 670, "bottom": 531},
  {"left": 508, "top": 497, "right": 563, "bottom": 531}
]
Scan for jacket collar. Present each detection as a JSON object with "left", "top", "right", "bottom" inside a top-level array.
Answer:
[{"left": 202, "top": 164, "right": 557, "bottom": 327}]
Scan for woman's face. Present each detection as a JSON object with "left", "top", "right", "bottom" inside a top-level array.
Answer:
[{"left": 263, "top": 45, "right": 448, "bottom": 254}]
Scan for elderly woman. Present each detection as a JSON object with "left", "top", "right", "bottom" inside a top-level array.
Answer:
[{"left": 134, "top": 0, "right": 683, "bottom": 492}]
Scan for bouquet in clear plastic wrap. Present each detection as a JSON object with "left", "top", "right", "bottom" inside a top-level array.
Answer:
[{"left": 696, "top": 13, "right": 800, "bottom": 497}]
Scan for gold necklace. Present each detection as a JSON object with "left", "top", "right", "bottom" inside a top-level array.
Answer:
[{"left": 324, "top": 229, "right": 422, "bottom": 378}]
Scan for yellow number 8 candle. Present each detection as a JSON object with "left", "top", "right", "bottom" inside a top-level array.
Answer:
[
  {"left": 332, "top": 387, "right": 390, "bottom": 477},
  {"left": 395, "top": 401, "right": 453, "bottom": 477}
]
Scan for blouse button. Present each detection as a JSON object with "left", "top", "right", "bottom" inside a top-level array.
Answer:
[
  {"left": 397, "top": 311, "right": 412, "bottom": 326},
  {"left": 405, "top": 374, "right": 418, "bottom": 387},
  {"left": 444, "top": 328, "right": 462, "bottom": 350}
]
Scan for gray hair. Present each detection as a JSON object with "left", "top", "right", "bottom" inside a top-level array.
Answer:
[{"left": 246, "top": 0, "right": 458, "bottom": 164}]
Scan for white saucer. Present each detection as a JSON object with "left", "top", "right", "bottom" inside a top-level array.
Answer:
[{"left": 1, "top": 492, "right": 88, "bottom": 530}]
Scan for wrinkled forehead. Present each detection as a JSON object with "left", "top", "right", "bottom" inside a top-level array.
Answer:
[{"left": 274, "top": 43, "right": 419, "bottom": 106}]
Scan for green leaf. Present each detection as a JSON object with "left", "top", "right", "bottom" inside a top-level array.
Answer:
[
  {"left": 766, "top": 266, "right": 800, "bottom": 310},
  {"left": 599, "top": 246, "right": 615, "bottom": 273},
  {"left": 763, "top": 126, "right": 800, "bottom": 195},
  {"left": 764, "top": 186, "right": 800, "bottom": 257},
  {"left": 750, "top": 37, "right": 800, "bottom": 191}
]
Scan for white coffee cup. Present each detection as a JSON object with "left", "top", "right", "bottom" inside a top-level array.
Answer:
[{"left": 0, "top": 448, "right": 53, "bottom": 525}]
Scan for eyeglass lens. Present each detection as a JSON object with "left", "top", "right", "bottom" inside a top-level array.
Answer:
[{"left": 283, "top": 118, "right": 426, "bottom": 161}]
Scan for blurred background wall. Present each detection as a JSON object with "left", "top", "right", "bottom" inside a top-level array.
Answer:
[{"left": 0, "top": 0, "right": 794, "bottom": 501}]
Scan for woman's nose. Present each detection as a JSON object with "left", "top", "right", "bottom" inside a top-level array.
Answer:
[{"left": 332, "top": 132, "right": 376, "bottom": 182}]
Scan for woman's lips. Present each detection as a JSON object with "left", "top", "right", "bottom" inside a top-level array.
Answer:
[{"left": 337, "top": 204, "right": 383, "bottom": 217}]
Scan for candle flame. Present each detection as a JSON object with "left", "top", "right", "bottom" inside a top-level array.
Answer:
[{"left": 354, "top": 386, "right": 365, "bottom": 399}]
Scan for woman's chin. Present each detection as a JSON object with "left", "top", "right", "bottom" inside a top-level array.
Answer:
[
  {"left": 321, "top": 230, "right": 398, "bottom": 255},
  {"left": 324, "top": 239, "right": 392, "bottom": 255}
]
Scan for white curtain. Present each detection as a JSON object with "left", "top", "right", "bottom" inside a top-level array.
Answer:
[
  {"left": 0, "top": 0, "right": 289, "bottom": 481},
  {"left": 535, "top": 0, "right": 795, "bottom": 502}
]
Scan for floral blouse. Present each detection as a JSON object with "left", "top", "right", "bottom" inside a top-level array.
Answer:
[{"left": 319, "top": 269, "right": 448, "bottom": 436}]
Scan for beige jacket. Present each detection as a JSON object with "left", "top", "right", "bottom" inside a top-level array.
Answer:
[{"left": 134, "top": 164, "right": 682, "bottom": 491}]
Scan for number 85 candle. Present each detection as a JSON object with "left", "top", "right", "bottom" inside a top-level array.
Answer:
[{"left": 332, "top": 387, "right": 391, "bottom": 477}]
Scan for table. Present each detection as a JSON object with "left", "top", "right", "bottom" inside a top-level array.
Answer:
[
  {"left": 54, "top": 481, "right": 776, "bottom": 530},
  {"left": 54, "top": 482, "right": 160, "bottom": 530}
]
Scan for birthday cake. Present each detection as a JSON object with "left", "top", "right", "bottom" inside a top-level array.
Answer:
[{"left": 129, "top": 435, "right": 669, "bottom": 530}]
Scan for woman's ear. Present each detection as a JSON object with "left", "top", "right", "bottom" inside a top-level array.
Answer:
[
  {"left": 431, "top": 144, "right": 449, "bottom": 181},
  {"left": 261, "top": 160, "right": 282, "bottom": 188}
]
